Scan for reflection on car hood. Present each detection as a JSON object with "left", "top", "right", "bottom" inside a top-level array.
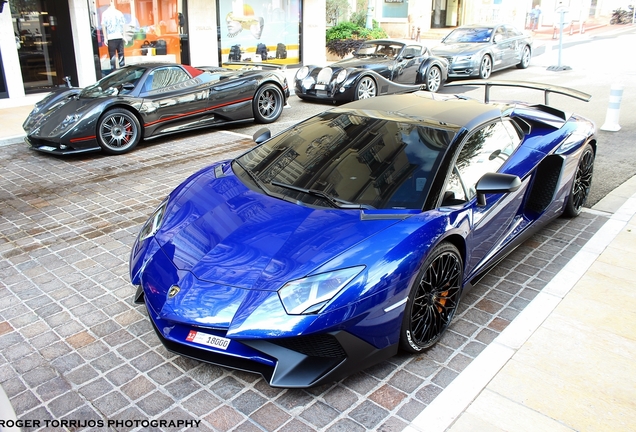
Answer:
[
  {"left": 155, "top": 165, "right": 400, "bottom": 292},
  {"left": 23, "top": 97, "right": 95, "bottom": 137},
  {"left": 432, "top": 43, "right": 490, "bottom": 57}
]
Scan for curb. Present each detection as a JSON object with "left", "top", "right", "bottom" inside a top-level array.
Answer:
[
  {"left": 406, "top": 182, "right": 636, "bottom": 432},
  {"left": 0, "top": 384, "right": 20, "bottom": 431}
]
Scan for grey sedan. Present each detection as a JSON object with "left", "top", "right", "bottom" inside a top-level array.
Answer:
[{"left": 431, "top": 24, "right": 532, "bottom": 79}]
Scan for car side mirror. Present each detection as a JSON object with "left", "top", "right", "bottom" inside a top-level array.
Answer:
[
  {"left": 403, "top": 54, "right": 415, "bottom": 60},
  {"left": 253, "top": 127, "right": 271, "bottom": 144},
  {"left": 475, "top": 172, "right": 521, "bottom": 206},
  {"left": 494, "top": 34, "right": 503, "bottom": 43}
]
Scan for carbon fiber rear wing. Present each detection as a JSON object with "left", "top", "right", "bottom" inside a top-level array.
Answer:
[{"left": 445, "top": 80, "right": 591, "bottom": 105}]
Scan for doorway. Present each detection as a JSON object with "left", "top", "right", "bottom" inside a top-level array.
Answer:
[{"left": 11, "top": 0, "right": 78, "bottom": 93}]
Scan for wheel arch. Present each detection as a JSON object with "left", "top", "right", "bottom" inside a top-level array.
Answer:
[
  {"left": 98, "top": 103, "right": 145, "bottom": 141},
  {"left": 417, "top": 58, "right": 447, "bottom": 84},
  {"left": 438, "top": 233, "right": 467, "bottom": 270},
  {"left": 257, "top": 79, "right": 286, "bottom": 100}
]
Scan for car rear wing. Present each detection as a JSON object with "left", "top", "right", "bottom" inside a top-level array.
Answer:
[
  {"left": 445, "top": 80, "right": 591, "bottom": 105},
  {"left": 221, "top": 61, "right": 287, "bottom": 71}
]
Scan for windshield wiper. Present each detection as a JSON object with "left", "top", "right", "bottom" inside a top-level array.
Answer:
[
  {"left": 271, "top": 181, "right": 374, "bottom": 210},
  {"left": 234, "top": 160, "right": 272, "bottom": 195}
]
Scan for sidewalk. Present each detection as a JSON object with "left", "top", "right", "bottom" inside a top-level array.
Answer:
[
  {"left": 0, "top": 93, "right": 43, "bottom": 147},
  {"left": 406, "top": 179, "right": 636, "bottom": 431}
]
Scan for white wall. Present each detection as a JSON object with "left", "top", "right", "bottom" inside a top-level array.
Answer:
[
  {"left": 69, "top": 0, "right": 97, "bottom": 86},
  {"left": 187, "top": 0, "right": 219, "bottom": 66},
  {"left": 0, "top": 4, "right": 26, "bottom": 99},
  {"left": 302, "top": 0, "right": 326, "bottom": 65}
]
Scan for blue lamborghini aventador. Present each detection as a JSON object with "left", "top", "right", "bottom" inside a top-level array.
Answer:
[{"left": 130, "top": 81, "right": 595, "bottom": 388}]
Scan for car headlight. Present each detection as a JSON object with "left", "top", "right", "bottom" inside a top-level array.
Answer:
[
  {"left": 335, "top": 69, "right": 348, "bottom": 84},
  {"left": 296, "top": 66, "right": 310, "bottom": 80},
  {"left": 60, "top": 114, "right": 80, "bottom": 129},
  {"left": 138, "top": 198, "right": 169, "bottom": 242},
  {"left": 278, "top": 266, "right": 365, "bottom": 315},
  {"left": 456, "top": 55, "right": 473, "bottom": 62}
]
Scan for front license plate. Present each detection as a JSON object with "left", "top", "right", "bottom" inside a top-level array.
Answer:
[
  {"left": 314, "top": 84, "right": 326, "bottom": 90},
  {"left": 186, "top": 330, "right": 230, "bottom": 350},
  {"left": 38, "top": 146, "right": 57, "bottom": 152},
  {"left": 316, "top": 90, "right": 328, "bottom": 97}
]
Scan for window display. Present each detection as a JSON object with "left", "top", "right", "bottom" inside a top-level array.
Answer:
[
  {"left": 91, "top": 0, "right": 188, "bottom": 75},
  {"left": 218, "top": 0, "right": 300, "bottom": 65}
]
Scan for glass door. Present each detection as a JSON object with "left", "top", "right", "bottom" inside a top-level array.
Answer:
[{"left": 11, "top": 0, "right": 76, "bottom": 92}]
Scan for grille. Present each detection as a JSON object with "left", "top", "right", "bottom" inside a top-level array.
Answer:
[
  {"left": 273, "top": 334, "right": 346, "bottom": 358},
  {"left": 316, "top": 68, "right": 334, "bottom": 85},
  {"left": 525, "top": 155, "right": 564, "bottom": 214}
]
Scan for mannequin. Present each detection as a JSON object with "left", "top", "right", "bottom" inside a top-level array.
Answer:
[{"left": 102, "top": 0, "right": 126, "bottom": 72}]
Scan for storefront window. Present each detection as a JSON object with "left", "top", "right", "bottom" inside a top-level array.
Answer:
[
  {"left": 90, "top": 0, "right": 189, "bottom": 76},
  {"left": 218, "top": 0, "right": 301, "bottom": 65},
  {"left": 382, "top": 0, "right": 408, "bottom": 18}
]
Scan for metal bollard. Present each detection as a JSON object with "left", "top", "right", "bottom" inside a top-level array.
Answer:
[{"left": 600, "top": 85, "right": 624, "bottom": 132}]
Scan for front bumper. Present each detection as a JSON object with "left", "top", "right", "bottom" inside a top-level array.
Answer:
[
  {"left": 25, "top": 136, "right": 100, "bottom": 155},
  {"left": 443, "top": 57, "right": 480, "bottom": 78},
  {"left": 294, "top": 80, "right": 353, "bottom": 103},
  {"left": 141, "top": 290, "right": 396, "bottom": 388}
]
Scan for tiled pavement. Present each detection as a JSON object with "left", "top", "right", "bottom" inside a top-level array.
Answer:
[{"left": 0, "top": 133, "right": 609, "bottom": 431}]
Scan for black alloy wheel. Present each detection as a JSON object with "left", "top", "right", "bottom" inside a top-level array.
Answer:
[
  {"left": 400, "top": 242, "right": 463, "bottom": 352},
  {"left": 564, "top": 143, "right": 594, "bottom": 217},
  {"left": 97, "top": 108, "right": 141, "bottom": 155},
  {"left": 253, "top": 84, "right": 284, "bottom": 123}
]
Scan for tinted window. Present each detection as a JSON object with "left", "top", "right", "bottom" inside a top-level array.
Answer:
[
  {"left": 403, "top": 46, "right": 423, "bottom": 57},
  {"left": 494, "top": 27, "right": 506, "bottom": 42},
  {"left": 143, "top": 67, "right": 190, "bottom": 92},
  {"left": 452, "top": 120, "right": 519, "bottom": 200},
  {"left": 236, "top": 111, "right": 456, "bottom": 209}
]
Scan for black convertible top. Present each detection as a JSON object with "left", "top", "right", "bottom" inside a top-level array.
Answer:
[{"left": 339, "top": 91, "right": 502, "bottom": 131}]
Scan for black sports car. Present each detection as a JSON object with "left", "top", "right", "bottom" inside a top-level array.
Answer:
[
  {"left": 295, "top": 39, "right": 448, "bottom": 102},
  {"left": 130, "top": 80, "right": 595, "bottom": 388},
  {"left": 23, "top": 63, "right": 290, "bottom": 155},
  {"left": 431, "top": 24, "right": 533, "bottom": 79}
]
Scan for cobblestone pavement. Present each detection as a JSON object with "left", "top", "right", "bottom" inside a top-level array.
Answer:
[{"left": 0, "top": 133, "right": 608, "bottom": 432}]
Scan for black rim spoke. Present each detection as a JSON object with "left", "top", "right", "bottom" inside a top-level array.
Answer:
[{"left": 410, "top": 251, "right": 461, "bottom": 347}]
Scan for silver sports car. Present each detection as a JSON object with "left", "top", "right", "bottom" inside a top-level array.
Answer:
[{"left": 431, "top": 24, "right": 533, "bottom": 79}]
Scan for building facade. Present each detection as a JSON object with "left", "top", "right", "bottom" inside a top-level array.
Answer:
[
  {"left": 0, "top": 0, "right": 325, "bottom": 101},
  {"left": 0, "top": 0, "right": 618, "bottom": 103}
]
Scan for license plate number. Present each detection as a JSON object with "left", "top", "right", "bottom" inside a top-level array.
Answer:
[
  {"left": 314, "top": 84, "right": 326, "bottom": 90},
  {"left": 186, "top": 330, "right": 230, "bottom": 350},
  {"left": 38, "top": 146, "right": 57, "bottom": 152}
]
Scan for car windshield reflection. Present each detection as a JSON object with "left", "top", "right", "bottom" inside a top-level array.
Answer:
[
  {"left": 355, "top": 42, "right": 403, "bottom": 59},
  {"left": 80, "top": 66, "right": 147, "bottom": 98},
  {"left": 235, "top": 110, "right": 457, "bottom": 210},
  {"left": 444, "top": 28, "right": 494, "bottom": 43}
]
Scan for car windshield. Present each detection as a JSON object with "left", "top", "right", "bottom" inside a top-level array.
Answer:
[
  {"left": 80, "top": 66, "right": 147, "bottom": 98},
  {"left": 235, "top": 110, "right": 456, "bottom": 210},
  {"left": 443, "top": 27, "right": 494, "bottom": 43},
  {"left": 354, "top": 42, "right": 403, "bottom": 59}
]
